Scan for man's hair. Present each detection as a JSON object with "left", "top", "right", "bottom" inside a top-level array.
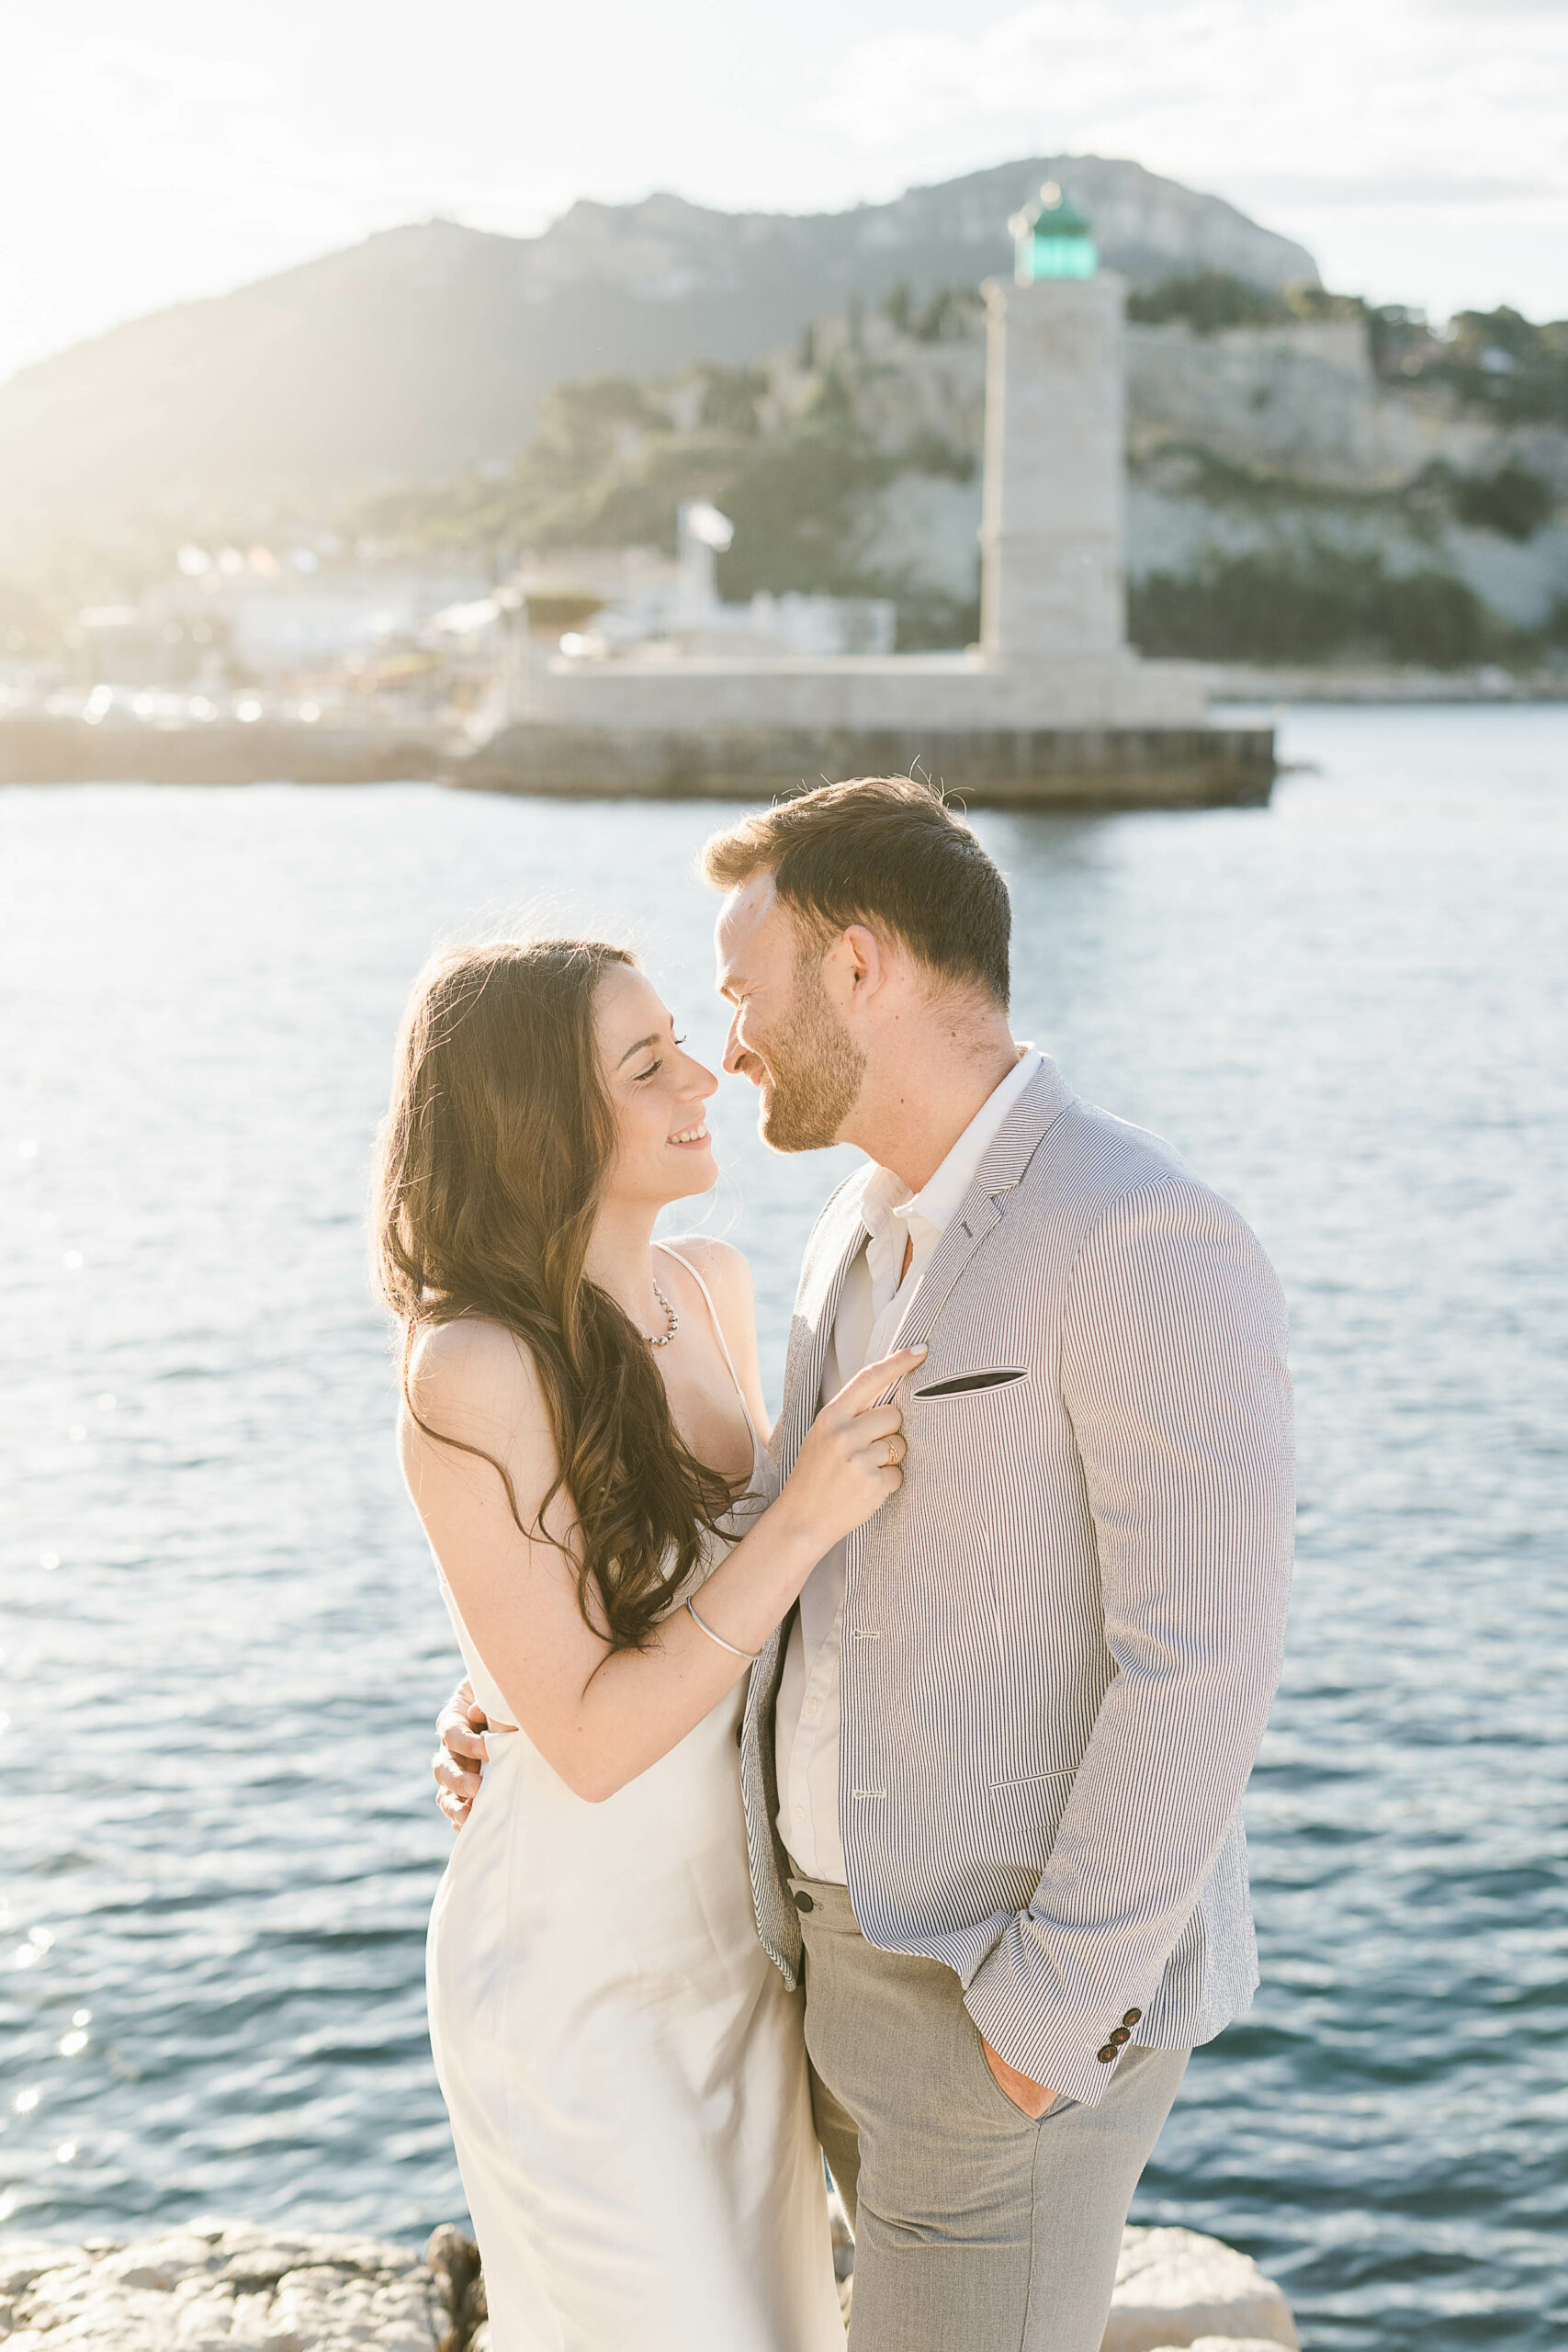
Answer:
[{"left": 699, "top": 775, "right": 1010, "bottom": 1007}]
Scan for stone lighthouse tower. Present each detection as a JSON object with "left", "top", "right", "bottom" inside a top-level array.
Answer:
[{"left": 980, "top": 184, "right": 1127, "bottom": 665}]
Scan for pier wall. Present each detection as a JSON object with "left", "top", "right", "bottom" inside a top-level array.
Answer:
[{"left": 459, "top": 721, "right": 1275, "bottom": 808}]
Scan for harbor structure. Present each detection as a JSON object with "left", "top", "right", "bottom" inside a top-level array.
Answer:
[
  {"left": 466, "top": 187, "right": 1269, "bottom": 808},
  {"left": 1, "top": 187, "right": 1275, "bottom": 805}
]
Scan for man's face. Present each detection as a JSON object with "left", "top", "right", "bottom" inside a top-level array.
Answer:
[{"left": 715, "top": 873, "right": 865, "bottom": 1152}]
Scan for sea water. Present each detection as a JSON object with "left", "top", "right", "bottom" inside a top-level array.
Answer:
[{"left": 2, "top": 705, "right": 1564, "bottom": 2349}]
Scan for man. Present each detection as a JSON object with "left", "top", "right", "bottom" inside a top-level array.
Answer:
[{"left": 438, "top": 776, "right": 1293, "bottom": 2350}]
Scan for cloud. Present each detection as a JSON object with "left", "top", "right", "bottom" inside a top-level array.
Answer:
[
  {"left": 803, "top": 0, "right": 1568, "bottom": 215},
  {"left": 31, "top": 40, "right": 379, "bottom": 232},
  {"left": 33, "top": 39, "right": 271, "bottom": 143}
]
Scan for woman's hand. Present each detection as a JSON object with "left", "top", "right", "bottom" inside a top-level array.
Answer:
[
  {"left": 410, "top": 1330, "right": 922, "bottom": 1808},
  {"left": 779, "top": 1347, "right": 925, "bottom": 1555},
  {"left": 434, "top": 1677, "right": 489, "bottom": 1830}
]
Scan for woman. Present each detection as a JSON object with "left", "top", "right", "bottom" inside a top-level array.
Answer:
[{"left": 372, "top": 938, "right": 920, "bottom": 2352}]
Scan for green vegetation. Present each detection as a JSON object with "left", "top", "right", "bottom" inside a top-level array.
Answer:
[
  {"left": 345, "top": 349, "right": 982, "bottom": 649},
  {"left": 1126, "top": 273, "right": 1366, "bottom": 335},
  {"left": 1127, "top": 547, "right": 1556, "bottom": 669},
  {"left": 1127, "top": 277, "right": 1568, "bottom": 432},
  {"left": 1141, "top": 443, "right": 1556, "bottom": 549},
  {"left": 1425, "top": 308, "right": 1568, "bottom": 425},
  {"left": 1128, "top": 273, "right": 1289, "bottom": 334},
  {"left": 878, "top": 281, "right": 984, "bottom": 343},
  {"left": 1452, "top": 461, "right": 1553, "bottom": 541}
]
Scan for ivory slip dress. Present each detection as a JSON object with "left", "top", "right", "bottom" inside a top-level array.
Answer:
[{"left": 425, "top": 1248, "right": 844, "bottom": 2352}]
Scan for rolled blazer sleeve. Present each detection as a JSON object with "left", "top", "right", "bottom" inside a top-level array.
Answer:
[{"left": 964, "top": 1177, "right": 1294, "bottom": 2105}]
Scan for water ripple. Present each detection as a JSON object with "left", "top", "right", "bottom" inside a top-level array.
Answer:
[{"left": 3, "top": 707, "right": 1564, "bottom": 2348}]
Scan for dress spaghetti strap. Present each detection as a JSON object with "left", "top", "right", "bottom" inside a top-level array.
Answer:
[{"left": 656, "top": 1243, "right": 760, "bottom": 1447}]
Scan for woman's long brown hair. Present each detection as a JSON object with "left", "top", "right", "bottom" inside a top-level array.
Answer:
[{"left": 371, "top": 939, "right": 741, "bottom": 1653}]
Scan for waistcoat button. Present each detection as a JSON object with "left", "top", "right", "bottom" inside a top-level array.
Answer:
[{"left": 794, "top": 1891, "right": 815, "bottom": 1913}]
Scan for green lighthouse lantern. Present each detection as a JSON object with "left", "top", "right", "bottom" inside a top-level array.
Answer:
[{"left": 1009, "top": 181, "right": 1097, "bottom": 283}]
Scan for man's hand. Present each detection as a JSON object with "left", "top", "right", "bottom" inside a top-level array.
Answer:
[
  {"left": 981, "top": 2036, "right": 1057, "bottom": 2120},
  {"left": 434, "top": 1678, "right": 489, "bottom": 1830}
]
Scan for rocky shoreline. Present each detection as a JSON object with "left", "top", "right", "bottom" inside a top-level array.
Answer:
[{"left": 0, "top": 2218, "right": 1298, "bottom": 2348}]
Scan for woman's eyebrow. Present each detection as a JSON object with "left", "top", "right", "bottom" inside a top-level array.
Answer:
[{"left": 616, "top": 1032, "right": 662, "bottom": 1068}]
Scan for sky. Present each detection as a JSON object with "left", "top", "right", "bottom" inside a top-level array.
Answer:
[{"left": 5, "top": 0, "right": 1567, "bottom": 385}]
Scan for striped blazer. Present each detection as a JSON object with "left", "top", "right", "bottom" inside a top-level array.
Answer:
[{"left": 738, "top": 1057, "right": 1294, "bottom": 2108}]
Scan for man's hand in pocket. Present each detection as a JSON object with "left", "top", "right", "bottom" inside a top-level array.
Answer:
[{"left": 982, "top": 2037, "right": 1057, "bottom": 2119}]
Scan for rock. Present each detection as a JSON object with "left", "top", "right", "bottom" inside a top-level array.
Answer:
[
  {"left": 457, "top": 2269, "right": 488, "bottom": 2343},
  {"left": 423, "top": 2227, "right": 479, "bottom": 2351},
  {"left": 0, "top": 2216, "right": 1294, "bottom": 2349},
  {"left": 1104, "top": 2227, "right": 1298, "bottom": 2351},
  {"left": 1145, "top": 2341, "right": 1293, "bottom": 2352},
  {"left": 0, "top": 2222, "right": 469, "bottom": 2350}
]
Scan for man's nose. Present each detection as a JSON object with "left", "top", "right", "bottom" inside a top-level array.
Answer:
[{"left": 722, "top": 1009, "right": 746, "bottom": 1074}]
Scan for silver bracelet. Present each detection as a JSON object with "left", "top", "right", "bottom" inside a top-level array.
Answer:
[{"left": 685, "top": 1597, "right": 760, "bottom": 1663}]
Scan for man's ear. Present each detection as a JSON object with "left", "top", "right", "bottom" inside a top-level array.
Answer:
[{"left": 837, "top": 923, "right": 885, "bottom": 1009}]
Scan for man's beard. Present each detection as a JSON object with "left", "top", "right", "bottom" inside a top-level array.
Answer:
[{"left": 756, "top": 964, "right": 866, "bottom": 1152}]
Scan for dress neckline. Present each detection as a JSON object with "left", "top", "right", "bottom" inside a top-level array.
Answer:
[{"left": 655, "top": 1243, "right": 766, "bottom": 1483}]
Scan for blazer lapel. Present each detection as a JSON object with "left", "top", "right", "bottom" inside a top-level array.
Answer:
[
  {"left": 886, "top": 1058, "right": 1077, "bottom": 1371},
  {"left": 778, "top": 1059, "right": 1077, "bottom": 1442},
  {"left": 887, "top": 1193, "right": 1003, "bottom": 1360},
  {"left": 773, "top": 1203, "right": 871, "bottom": 1479}
]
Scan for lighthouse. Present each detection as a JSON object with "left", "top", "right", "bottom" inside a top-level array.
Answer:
[{"left": 980, "top": 183, "right": 1127, "bottom": 665}]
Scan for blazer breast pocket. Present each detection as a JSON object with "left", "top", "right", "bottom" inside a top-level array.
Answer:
[{"left": 916, "top": 1367, "right": 1028, "bottom": 1398}]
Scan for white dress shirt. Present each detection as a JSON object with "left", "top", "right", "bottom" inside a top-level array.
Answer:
[{"left": 775, "top": 1046, "right": 1044, "bottom": 1880}]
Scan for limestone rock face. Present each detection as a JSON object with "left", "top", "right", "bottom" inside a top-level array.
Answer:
[
  {"left": 1104, "top": 2225, "right": 1299, "bottom": 2351},
  {"left": 0, "top": 2222, "right": 465, "bottom": 2351}
]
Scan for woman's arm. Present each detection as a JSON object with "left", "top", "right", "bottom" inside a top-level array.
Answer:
[{"left": 402, "top": 1317, "right": 919, "bottom": 1804}]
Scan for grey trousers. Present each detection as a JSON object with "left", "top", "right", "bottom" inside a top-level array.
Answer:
[{"left": 792, "top": 1877, "right": 1188, "bottom": 2352}]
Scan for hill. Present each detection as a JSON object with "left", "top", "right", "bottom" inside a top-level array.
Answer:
[
  {"left": 352, "top": 285, "right": 1568, "bottom": 663},
  {"left": 0, "top": 155, "right": 1316, "bottom": 568}
]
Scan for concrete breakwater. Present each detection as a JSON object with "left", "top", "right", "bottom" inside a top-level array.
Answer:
[
  {"left": 0, "top": 714, "right": 1276, "bottom": 808},
  {"left": 0, "top": 716, "right": 451, "bottom": 789},
  {"left": 457, "top": 720, "right": 1276, "bottom": 808},
  {"left": 0, "top": 2219, "right": 1300, "bottom": 2348}
]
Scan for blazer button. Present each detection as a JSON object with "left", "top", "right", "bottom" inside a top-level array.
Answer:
[
  {"left": 1122, "top": 2008, "right": 1142, "bottom": 2027},
  {"left": 794, "top": 1890, "right": 815, "bottom": 1913},
  {"left": 1109, "top": 2026, "right": 1131, "bottom": 2046},
  {"left": 1097, "top": 2044, "right": 1116, "bottom": 2063}
]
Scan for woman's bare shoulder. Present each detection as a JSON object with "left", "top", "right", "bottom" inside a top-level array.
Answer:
[
  {"left": 405, "top": 1316, "right": 547, "bottom": 1440},
  {"left": 660, "top": 1234, "right": 755, "bottom": 1305}
]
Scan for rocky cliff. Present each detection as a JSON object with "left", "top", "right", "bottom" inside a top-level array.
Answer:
[{"left": 335, "top": 283, "right": 1568, "bottom": 666}]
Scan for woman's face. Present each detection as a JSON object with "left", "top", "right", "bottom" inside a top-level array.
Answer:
[{"left": 594, "top": 963, "right": 718, "bottom": 1208}]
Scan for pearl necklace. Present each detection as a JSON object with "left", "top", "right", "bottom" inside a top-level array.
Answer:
[{"left": 642, "top": 1275, "right": 680, "bottom": 1348}]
